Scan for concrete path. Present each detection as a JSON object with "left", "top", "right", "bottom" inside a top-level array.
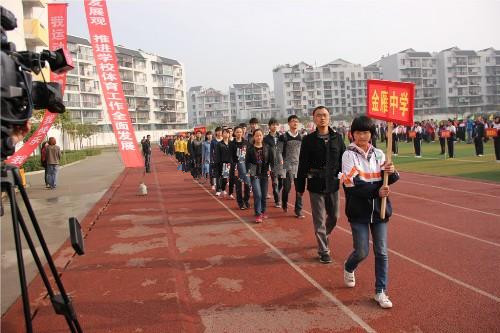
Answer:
[{"left": 1, "top": 150, "right": 124, "bottom": 314}]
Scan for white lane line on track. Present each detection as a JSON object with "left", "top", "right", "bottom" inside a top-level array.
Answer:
[
  {"left": 392, "top": 191, "right": 500, "bottom": 218},
  {"left": 392, "top": 213, "right": 500, "bottom": 248},
  {"left": 293, "top": 203, "right": 500, "bottom": 303},
  {"left": 397, "top": 180, "right": 500, "bottom": 199},
  {"left": 195, "top": 182, "right": 376, "bottom": 333},
  {"left": 400, "top": 172, "right": 500, "bottom": 187}
]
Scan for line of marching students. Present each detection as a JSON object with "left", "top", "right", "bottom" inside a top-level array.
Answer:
[{"left": 162, "top": 108, "right": 399, "bottom": 309}]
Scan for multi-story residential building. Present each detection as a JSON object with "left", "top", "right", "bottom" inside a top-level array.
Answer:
[
  {"left": 4, "top": 0, "right": 49, "bottom": 80},
  {"left": 478, "top": 48, "right": 500, "bottom": 112},
  {"left": 188, "top": 86, "right": 230, "bottom": 127},
  {"left": 378, "top": 49, "right": 441, "bottom": 117},
  {"left": 273, "top": 59, "right": 366, "bottom": 118},
  {"left": 64, "top": 35, "right": 188, "bottom": 138},
  {"left": 437, "top": 47, "right": 483, "bottom": 115},
  {"left": 229, "top": 83, "right": 279, "bottom": 122}
]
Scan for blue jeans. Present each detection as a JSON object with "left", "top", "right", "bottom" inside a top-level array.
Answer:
[
  {"left": 345, "top": 222, "right": 388, "bottom": 293},
  {"left": 251, "top": 176, "right": 268, "bottom": 216},
  {"left": 47, "top": 164, "right": 59, "bottom": 188}
]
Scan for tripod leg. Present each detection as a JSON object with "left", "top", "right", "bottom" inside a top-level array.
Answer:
[
  {"left": 12, "top": 169, "right": 83, "bottom": 333},
  {"left": 7, "top": 185, "right": 33, "bottom": 333}
]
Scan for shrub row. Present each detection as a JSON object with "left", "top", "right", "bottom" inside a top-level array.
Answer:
[{"left": 22, "top": 148, "right": 103, "bottom": 172}]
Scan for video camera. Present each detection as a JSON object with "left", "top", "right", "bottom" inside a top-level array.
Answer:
[{"left": 1, "top": 5, "right": 73, "bottom": 160}]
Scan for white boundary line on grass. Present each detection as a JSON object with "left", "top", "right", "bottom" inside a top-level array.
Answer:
[
  {"left": 195, "top": 181, "right": 377, "bottom": 333},
  {"left": 392, "top": 191, "right": 500, "bottom": 218},
  {"left": 397, "top": 180, "right": 500, "bottom": 199},
  {"left": 295, "top": 204, "right": 500, "bottom": 303},
  {"left": 396, "top": 155, "right": 492, "bottom": 163}
]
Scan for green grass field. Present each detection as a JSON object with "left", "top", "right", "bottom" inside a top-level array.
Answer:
[{"left": 380, "top": 139, "right": 500, "bottom": 182}]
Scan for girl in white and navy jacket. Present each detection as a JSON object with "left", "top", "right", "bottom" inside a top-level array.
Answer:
[{"left": 339, "top": 116, "right": 399, "bottom": 309}]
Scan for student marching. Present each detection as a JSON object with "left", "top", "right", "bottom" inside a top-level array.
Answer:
[{"left": 158, "top": 109, "right": 498, "bottom": 310}]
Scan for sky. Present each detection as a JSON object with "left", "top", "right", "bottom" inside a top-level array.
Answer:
[{"left": 64, "top": 0, "right": 500, "bottom": 91}]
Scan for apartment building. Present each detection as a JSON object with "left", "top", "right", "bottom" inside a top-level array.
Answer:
[
  {"left": 378, "top": 49, "right": 441, "bottom": 117},
  {"left": 437, "top": 47, "right": 484, "bottom": 115},
  {"left": 65, "top": 35, "right": 188, "bottom": 135},
  {"left": 273, "top": 59, "right": 366, "bottom": 118},
  {"left": 229, "top": 83, "right": 280, "bottom": 121},
  {"left": 478, "top": 48, "right": 500, "bottom": 112},
  {"left": 188, "top": 86, "right": 230, "bottom": 127}
]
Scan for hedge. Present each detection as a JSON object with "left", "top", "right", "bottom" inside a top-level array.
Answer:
[{"left": 22, "top": 148, "right": 103, "bottom": 172}]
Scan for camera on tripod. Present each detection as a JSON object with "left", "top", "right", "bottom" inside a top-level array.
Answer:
[{"left": 1, "top": 5, "right": 73, "bottom": 159}]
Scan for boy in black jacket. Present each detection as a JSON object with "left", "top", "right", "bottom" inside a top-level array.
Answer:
[{"left": 296, "top": 106, "right": 345, "bottom": 264}]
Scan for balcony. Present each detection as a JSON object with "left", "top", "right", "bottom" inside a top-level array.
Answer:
[
  {"left": 22, "top": 0, "right": 47, "bottom": 7},
  {"left": 24, "top": 19, "right": 48, "bottom": 47}
]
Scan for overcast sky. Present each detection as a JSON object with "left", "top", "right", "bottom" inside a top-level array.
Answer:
[{"left": 65, "top": 0, "right": 500, "bottom": 91}]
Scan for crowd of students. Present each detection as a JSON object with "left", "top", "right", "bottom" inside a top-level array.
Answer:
[
  {"left": 339, "top": 116, "right": 500, "bottom": 160},
  {"left": 158, "top": 109, "right": 399, "bottom": 309}
]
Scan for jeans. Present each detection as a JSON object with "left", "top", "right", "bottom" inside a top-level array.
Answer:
[
  {"left": 251, "top": 176, "right": 268, "bottom": 216},
  {"left": 310, "top": 191, "right": 339, "bottom": 255},
  {"left": 271, "top": 172, "right": 283, "bottom": 204},
  {"left": 345, "top": 222, "right": 388, "bottom": 293},
  {"left": 47, "top": 164, "right": 59, "bottom": 188},
  {"left": 281, "top": 172, "right": 303, "bottom": 214}
]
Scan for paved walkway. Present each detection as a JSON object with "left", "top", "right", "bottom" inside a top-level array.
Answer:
[{"left": 1, "top": 150, "right": 124, "bottom": 314}]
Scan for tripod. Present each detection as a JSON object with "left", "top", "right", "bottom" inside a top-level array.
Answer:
[{"left": 1, "top": 163, "right": 83, "bottom": 333}]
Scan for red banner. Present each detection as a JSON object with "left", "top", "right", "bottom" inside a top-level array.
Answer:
[
  {"left": 440, "top": 130, "right": 451, "bottom": 138},
  {"left": 367, "top": 79, "right": 415, "bottom": 127},
  {"left": 193, "top": 126, "right": 207, "bottom": 134},
  {"left": 84, "top": 0, "right": 143, "bottom": 167},
  {"left": 7, "top": 3, "right": 69, "bottom": 167},
  {"left": 486, "top": 128, "right": 498, "bottom": 138}
]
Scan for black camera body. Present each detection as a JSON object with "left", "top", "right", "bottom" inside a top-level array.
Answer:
[{"left": 0, "top": 5, "right": 73, "bottom": 160}]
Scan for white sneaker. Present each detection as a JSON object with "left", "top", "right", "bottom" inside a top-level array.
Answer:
[
  {"left": 344, "top": 265, "right": 355, "bottom": 288},
  {"left": 222, "top": 191, "right": 227, "bottom": 198},
  {"left": 374, "top": 291, "right": 393, "bottom": 309},
  {"left": 211, "top": 185, "right": 215, "bottom": 190},
  {"left": 229, "top": 194, "right": 235, "bottom": 199},
  {"left": 215, "top": 192, "right": 221, "bottom": 196}
]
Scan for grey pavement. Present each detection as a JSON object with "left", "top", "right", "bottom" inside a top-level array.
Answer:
[{"left": 1, "top": 150, "right": 124, "bottom": 314}]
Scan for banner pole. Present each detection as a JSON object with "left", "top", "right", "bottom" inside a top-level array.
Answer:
[{"left": 380, "top": 121, "right": 393, "bottom": 219}]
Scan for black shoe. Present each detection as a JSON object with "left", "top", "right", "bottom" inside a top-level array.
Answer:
[
  {"left": 319, "top": 254, "right": 332, "bottom": 264},
  {"left": 283, "top": 206, "right": 288, "bottom": 213}
]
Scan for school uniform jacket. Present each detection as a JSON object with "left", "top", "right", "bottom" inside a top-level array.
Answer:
[
  {"left": 245, "top": 144, "right": 274, "bottom": 178},
  {"left": 340, "top": 143, "right": 399, "bottom": 224}
]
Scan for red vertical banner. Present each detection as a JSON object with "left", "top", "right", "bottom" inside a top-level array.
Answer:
[
  {"left": 84, "top": 0, "right": 143, "bottom": 167},
  {"left": 7, "top": 3, "right": 69, "bottom": 167},
  {"left": 366, "top": 79, "right": 415, "bottom": 126}
]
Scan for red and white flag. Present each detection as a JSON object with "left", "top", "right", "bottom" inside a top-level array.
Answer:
[{"left": 84, "top": 0, "right": 143, "bottom": 167}]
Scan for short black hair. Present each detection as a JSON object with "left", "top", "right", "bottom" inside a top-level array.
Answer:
[
  {"left": 249, "top": 118, "right": 259, "bottom": 124},
  {"left": 350, "top": 116, "right": 375, "bottom": 136},
  {"left": 268, "top": 118, "right": 279, "bottom": 126},
  {"left": 233, "top": 126, "right": 242, "bottom": 132},
  {"left": 222, "top": 128, "right": 230, "bottom": 134},
  {"left": 214, "top": 126, "right": 222, "bottom": 132},
  {"left": 239, "top": 122, "right": 247, "bottom": 128},
  {"left": 288, "top": 115, "right": 299, "bottom": 122},
  {"left": 312, "top": 105, "right": 330, "bottom": 115}
]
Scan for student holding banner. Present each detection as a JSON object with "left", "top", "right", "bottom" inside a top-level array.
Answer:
[
  {"left": 340, "top": 116, "right": 399, "bottom": 309},
  {"left": 438, "top": 122, "right": 446, "bottom": 155}
]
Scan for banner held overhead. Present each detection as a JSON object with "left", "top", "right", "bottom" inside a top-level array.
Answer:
[{"left": 84, "top": 0, "right": 143, "bottom": 168}]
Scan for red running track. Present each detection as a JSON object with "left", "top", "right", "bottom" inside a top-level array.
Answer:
[{"left": 2, "top": 148, "right": 499, "bottom": 332}]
